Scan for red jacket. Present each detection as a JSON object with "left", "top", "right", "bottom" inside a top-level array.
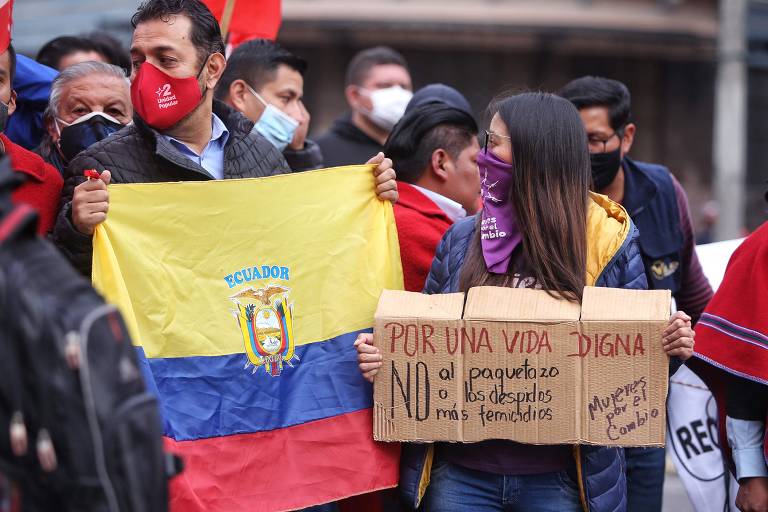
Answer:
[
  {"left": 393, "top": 183, "right": 454, "bottom": 292},
  {"left": 4, "top": 133, "right": 63, "bottom": 234}
]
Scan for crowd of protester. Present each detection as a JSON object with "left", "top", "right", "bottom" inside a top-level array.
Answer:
[{"left": 1, "top": 0, "right": 765, "bottom": 510}]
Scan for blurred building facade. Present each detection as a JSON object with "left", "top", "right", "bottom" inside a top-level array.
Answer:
[
  {"left": 12, "top": 0, "right": 768, "bottom": 233},
  {"left": 281, "top": 0, "right": 725, "bottom": 230}
]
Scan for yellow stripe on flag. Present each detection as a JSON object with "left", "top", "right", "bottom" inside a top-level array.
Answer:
[{"left": 92, "top": 165, "right": 403, "bottom": 358}]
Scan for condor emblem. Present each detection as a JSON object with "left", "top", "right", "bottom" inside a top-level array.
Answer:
[
  {"left": 229, "top": 284, "right": 299, "bottom": 377},
  {"left": 650, "top": 260, "right": 679, "bottom": 280}
]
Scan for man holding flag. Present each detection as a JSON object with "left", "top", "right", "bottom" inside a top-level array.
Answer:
[
  {"left": 53, "top": 0, "right": 397, "bottom": 276},
  {"left": 49, "top": 1, "right": 402, "bottom": 510}
]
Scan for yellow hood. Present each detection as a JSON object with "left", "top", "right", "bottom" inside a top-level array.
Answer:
[{"left": 585, "top": 191, "right": 632, "bottom": 286}]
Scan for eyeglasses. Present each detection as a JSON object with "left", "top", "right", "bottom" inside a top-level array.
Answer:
[
  {"left": 484, "top": 130, "right": 512, "bottom": 152},
  {"left": 587, "top": 128, "right": 624, "bottom": 154}
]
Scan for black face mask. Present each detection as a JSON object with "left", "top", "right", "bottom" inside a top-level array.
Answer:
[
  {"left": 589, "top": 148, "right": 622, "bottom": 191},
  {"left": 58, "top": 112, "right": 124, "bottom": 162}
]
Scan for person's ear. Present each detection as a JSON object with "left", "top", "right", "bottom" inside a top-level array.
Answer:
[
  {"left": 347, "top": 83, "right": 374, "bottom": 112},
  {"left": 345, "top": 84, "right": 362, "bottom": 110},
  {"left": 228, "top": 79, "right": 250, "bottom": 112},
  {"left": 621, "top": 123, "right": 636, "bottom": 157},
  {"left": 45, "top": 115, "right": 59, "bottom": 143},
  {"left": 203, "top": 53, "right": 227, "bottom": 90},
  {"left": 7, "top": 89, "right": 16, "bottom": 117},
  {"left": 430, "top": 148, "right": 451, "bottom": 182}
]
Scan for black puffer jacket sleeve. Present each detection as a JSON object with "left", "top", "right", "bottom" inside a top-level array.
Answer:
[
  {"left": 51, "top": 153, "right": 107, "bottom": 276},
  {"left": 282, "top": 139, "right": 324, "bottom": 173}
]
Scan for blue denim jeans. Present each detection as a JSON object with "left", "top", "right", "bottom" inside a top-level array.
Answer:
[
  {"left": 624, "top": 446, "right": 666, "bottom": 512},
  {"left": 422, "top": 460, "right": 582, "bottom": 512}
]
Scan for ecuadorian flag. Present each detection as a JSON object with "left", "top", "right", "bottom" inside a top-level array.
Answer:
[{"left": 92, "top": 165, "right": 403, "bottom": 511}]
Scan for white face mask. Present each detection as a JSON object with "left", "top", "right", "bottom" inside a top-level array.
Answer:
[
  {"left": 54, "top": 110, "right": 124, "bottom": 136},
  {"left": 360, "top": 85, "right": 412, "bottom": 131}
]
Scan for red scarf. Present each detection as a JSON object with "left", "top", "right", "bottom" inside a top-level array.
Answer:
[
  {"left": 690, "top": 221, "right": 768, "bottom": 469},
  {"left": 694, "top": 222, "right": 768, "bottom": 383}
]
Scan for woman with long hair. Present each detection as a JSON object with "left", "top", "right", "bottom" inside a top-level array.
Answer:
[{"left": 356, "top": 92, "right": 694, "bottom": 511}]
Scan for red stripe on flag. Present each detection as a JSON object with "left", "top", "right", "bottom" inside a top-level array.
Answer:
[{"left": 165, "top": 408, "right": 400, "bottom": 512}]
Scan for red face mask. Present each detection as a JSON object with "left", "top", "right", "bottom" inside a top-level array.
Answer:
[{"left": 130, "top": 62, "right": 205, "bottom": 130}]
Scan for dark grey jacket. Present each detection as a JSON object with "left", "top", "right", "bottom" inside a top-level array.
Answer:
[
  {"left": 52, "top": 100, "right": 290, "bottom": 275},
  {"left": 283, "top": 139, "right": 324, "bottom": 172}
]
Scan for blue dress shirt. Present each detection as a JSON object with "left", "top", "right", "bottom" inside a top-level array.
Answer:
[
  {"left": 162, "top": 113, "right": 230, "bottom": 179},
  {"left": 727, "top": 416, "right": 768, "bottom": 480}
]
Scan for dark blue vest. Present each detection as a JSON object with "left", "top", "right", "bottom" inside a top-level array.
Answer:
[{"left": 621, "top": 158, "right": 683, "bottom": 295}]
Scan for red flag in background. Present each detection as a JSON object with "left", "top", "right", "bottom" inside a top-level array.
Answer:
[
  {"left": 0, "top": 0, "right": 13, "bottom": 53},
  {"left": 203, "top": 0, "right": 281, "bottom": 48}
]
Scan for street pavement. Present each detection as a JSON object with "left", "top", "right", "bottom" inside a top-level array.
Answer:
[{"left": 663, "top": 469, "right": 694, "bottom": 512}]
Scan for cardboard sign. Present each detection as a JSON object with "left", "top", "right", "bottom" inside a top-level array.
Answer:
[{"left": 373, "top": 286, "right": 671, "bottom": 447}]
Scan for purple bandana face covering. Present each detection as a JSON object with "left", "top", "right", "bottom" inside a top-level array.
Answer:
[{"left": 478, "top": 148, "right": 523, "bottom": 274}]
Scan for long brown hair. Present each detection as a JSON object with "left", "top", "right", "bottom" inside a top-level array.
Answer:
[{"left": 459, "top": 92, "right": 590, "bottom": 300}]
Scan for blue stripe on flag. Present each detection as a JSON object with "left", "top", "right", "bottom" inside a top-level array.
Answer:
[{"left": 136, "top": 329, "right": 373, "bottom": 441}]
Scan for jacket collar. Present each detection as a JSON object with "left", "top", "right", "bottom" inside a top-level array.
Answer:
[
  {"left": 586, "top": 191, "right": 632, "bottom": 286},
  {"left": 331, "top": 113, "right": 381, "bottom": 146},
  {"left": 411, "top": 185, "right": 466, "bottom": 222},
  {"left": 45, "top": 143, "right": 67, "bottom": 176},
  {"left": 133, "top": 100, "right": 254, "bottom": 180},
  {"left": 621, "top": 157, "right": 658, "bottom": 217},
  {"left": 397, "top": 182, "right": 454, "bottom": 223},
  {"left": 1, "top": 133, "right": 45, "bottom": 183}
]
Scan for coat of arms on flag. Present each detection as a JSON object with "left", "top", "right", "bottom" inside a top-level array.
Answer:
[{"left": 230, "top": 284, "right": 299, "bottom": 377}]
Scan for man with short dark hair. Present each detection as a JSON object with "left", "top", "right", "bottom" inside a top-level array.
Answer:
[
  {"left": 215, "top": 39, "right": 322, "bottom": 172},
  {"left": 36, "top": 35, "right": 108, "bottom": 71},
  {"left": 0, "top": 43, "right": 63, "bottom": 234},
  {"left": 559, "top": 75, "right": 713, "bottom": 512},
  {"left": 87, "top": 32, "right": 132, "bottom": 74},
  {"left": 384, "top": 85, "right": 479, "bottom": 292},
  {"left": 52, "top": 0, "right": 397, "bottom": 276},
  {"left": 317, "top": 46, "right": 412, "bottom": 167}
]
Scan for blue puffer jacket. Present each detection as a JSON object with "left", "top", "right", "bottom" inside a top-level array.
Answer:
[{"left": 400, "top": 193, "right": 648, "bottom": 512}]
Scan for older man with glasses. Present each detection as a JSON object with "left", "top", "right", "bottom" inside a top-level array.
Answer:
[{"left": 559, "top": 75, "right": 713, "bottom": 512}]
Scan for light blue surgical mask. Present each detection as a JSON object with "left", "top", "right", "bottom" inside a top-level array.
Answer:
[{"left": 248, "top": 85, "right": 299, "bottom": 151}]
